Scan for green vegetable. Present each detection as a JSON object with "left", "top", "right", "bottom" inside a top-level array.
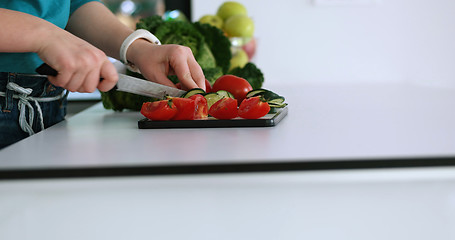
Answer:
[
  {"left": 193, "top": 22, "right": 232, "bottom": 74},
  {"left": 246, "top": 88, "right": 287, "bottom": 108},
  {"left": 228, "top": 62, "right": 264, "bottom": 89},
  {"left": 214, "top": 90, "right": 235, "bottom": 99},
  {"left": 203, "top": 90, "right": 235, "bottom": 110},
  {"left": 204, "top": 92, "right": 223, "bottom": 110},
  {"left": 101, "top": 90, "right": 159, "bottom": 112},
  {"left": 203, "top": 67, "right": 224, "bottom": 84},
  {"left": 136, "top": 16, "right": 227, "bottom": 72},
  {"left": 181, "top": 88, "right": 206, "bottom": 98}
]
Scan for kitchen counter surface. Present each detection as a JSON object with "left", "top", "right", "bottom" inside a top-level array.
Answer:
[
  {"left": 2, "top": 83, "right": 455, "bottom": 240},
  {"left": 1, "top": 83, "right": 455, "bottom": 178}
]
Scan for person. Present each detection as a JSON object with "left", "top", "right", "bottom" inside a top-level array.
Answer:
[{"left": 0, "top": 0, "right": 206, "bottom": 149}]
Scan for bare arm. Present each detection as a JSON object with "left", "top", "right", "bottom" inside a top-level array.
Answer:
[
  {"left": 0, "top": 7, "right": 117, "bottom": 93},
  {"left": 65, "top": 2, "right": 133, "bottom": 60},
  {"left": 0, "top": 8, "right": 60, "bottom": 53}
]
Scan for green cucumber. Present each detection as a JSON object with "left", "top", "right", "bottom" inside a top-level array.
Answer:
[
  {"left": 246, "top": 88, "right": 287, "bottom": 108},
  {"left": 204, "top": 92, "right": 224, "bottom": 110},
  {"left": 216, "top": 90, "right": 235, "bottom": 99},
  {"left": 268, "top": 98, "right": 285, "bottom": 105},
  {"left": 269, "top": 102, "right": 288, "bottom": 108},
  {"left": 182, "top": 88, "right": 206, "bottom": 98},
  {"left": 246, "top": 89, "right": 266, "bottom": 98}
]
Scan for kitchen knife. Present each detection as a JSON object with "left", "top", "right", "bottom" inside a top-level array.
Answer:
[{"left": 35, "top": 63, "right": 186, "bottom": 99}]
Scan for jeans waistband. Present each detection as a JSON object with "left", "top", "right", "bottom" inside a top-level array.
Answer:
[
  {"left": 0, "top": 72, "right": 67, "bottom": 136},
  {"left": 0, "top": 72, "right": 49, "bottom": 94}
]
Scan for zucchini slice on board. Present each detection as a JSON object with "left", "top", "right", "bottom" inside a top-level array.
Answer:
[
  {"left": 246, "top": 88, "right": 287, "bottom": 108},
  {"left": 181, "top": 88, "right": 206, "bottom": 98},
  {"left": 215, "top": 90, "right": 235, "bottom": 99},
  {"left": 204, "top": 92, "right": 223, "bottom": 109},
  {"left": 204, "top": 90, "right": 236, "bottom": 109}
]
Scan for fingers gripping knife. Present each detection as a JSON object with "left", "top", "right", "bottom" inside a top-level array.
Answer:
[{"left": 35, "top": 63, "right": 186, "bottom": 99}]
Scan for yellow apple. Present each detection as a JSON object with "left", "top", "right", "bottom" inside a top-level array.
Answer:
[
  {"left": 198, "top": 14, "right": 224, "bottom": 29},
  {"left": 216, "top": 1, "right": 248, "bottom": 21},
  {"left": 224, "top": 15, "right": 254, "bottom": 37},
  {"left": 229, "top": 48, "right": 249, "bottom": 71}
]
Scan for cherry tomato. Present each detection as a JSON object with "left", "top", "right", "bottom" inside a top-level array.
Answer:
[
  {"left": 189, "top": 94, "right": 208, "bottom": 120},
  {"left": 172, "top": 97, "right": 197, "bottom": 120},
  {"left": 205, "top": 79, "right": 213, "bottom": 93},
  {"left": 212, "top": 75, "right": 252, "bottom": 103},
  {"left": 141, "top": 100, "right": 177, "bottom": 121},
  {"left": 238, "top": 96, "right": 271, "bottom": 119},
  {"left": 208, "top": 97, "right": 238, "bottom": 120}
]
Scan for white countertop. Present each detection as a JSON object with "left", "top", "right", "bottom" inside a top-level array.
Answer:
[
  {"left": 1, "top": 83, "right": 455, "bottom": 175},
  {"left": 2, "top": 83, "right": 455, "bottom": 239}
]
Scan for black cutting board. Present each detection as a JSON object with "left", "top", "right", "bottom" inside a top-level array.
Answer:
[{"left": 138, "top": 107, "right": 288, "bottom": 129}]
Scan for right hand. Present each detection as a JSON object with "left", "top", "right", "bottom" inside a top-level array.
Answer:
[{"left": 36, "top": 29, "right": 118, "bottom": 93}]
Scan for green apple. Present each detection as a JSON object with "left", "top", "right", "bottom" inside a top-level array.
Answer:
[
  {"left": 229, "top": 48, "right": 249, "bottom": 71},
  {"left": 216, "top": 1, "right": 247, "bottom": 21},
  {"left": 198, "top": 14, "right": 223, "bottom": 29},
  {"left": 224, "top": 15, "right": 254, "bottom": 37}
]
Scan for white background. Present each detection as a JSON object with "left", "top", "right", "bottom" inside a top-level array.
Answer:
[{"left": 192, "top": 0, "right": 455, "bottom": 89}]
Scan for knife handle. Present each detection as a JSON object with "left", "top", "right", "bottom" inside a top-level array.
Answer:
[
  {"left": 35, "top": 63, "right": 116, "bottom": 90},
  {"left": 35, "top": 63, "right": 58, "bottom": 76}
]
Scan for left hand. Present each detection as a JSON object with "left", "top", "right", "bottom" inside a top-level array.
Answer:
[{"left": 127, "top": 39, "right": 206, "bottom": 91}]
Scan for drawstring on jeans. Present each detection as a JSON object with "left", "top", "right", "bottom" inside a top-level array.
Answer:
[{"left": 0, "top": 82, "right": 67, "bottom": 136}]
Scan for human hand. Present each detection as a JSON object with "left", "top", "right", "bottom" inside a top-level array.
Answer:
[
  {"left": 36, "top": 29, "right": 118, "bottom": 93},
  {"left": 127, "top": 40, "right": 206, "bottom": 91}
]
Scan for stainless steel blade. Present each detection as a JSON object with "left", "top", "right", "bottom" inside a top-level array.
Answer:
[{"left": 116, "top": 74, "right": 186, "bottom": 99}]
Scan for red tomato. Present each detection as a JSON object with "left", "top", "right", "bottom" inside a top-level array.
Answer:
[
  {"left": 238, "top": 96, "right": 271, "bottom": 119},
  {"left": 141, "top": 100, "right": 178, "bottom": 121},
  {"left": 212, "top": 75, "right": 253, "bottom": 103},
  {"left": 208, "top": 97, "right": 238, "bottom": 120},
  {"left": 172, "top": 97, "right": 197, "bottom": 120},
  {"left": 189, "top": 94, "right": 208, "bottom": 120},
  {"left": 205, "top": 79, "right": 213, "bottom": 93}
]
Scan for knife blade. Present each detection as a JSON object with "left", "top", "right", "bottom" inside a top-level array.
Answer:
[
  {"left": 35, "top": 63, "right": 186, "bottom": 99},
  {"left": 116, "top": 73, "right": 186, "bottom": 98}
]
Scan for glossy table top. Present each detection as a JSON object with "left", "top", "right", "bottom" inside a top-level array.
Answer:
[{"left": 1, "top": 83, "right": 455, "bottom": 179}]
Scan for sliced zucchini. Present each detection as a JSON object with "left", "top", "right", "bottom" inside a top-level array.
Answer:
[
  {"left": 182, "top": 88, "right": 206, "bottom": 98},
  {"left": 204, "top": 92, "right": 224, "bottom": 110},
  {"left": 247, "top": 89, "right": 283, "bottom": 100},
  {"left": 268, "top": 98, "right": 285, "bottom": 105},
  {"left": 246, "top": 88, "right": 287, "bottom": 108},
  {"left": 246, "top": 89, "right": 266, "bottom": 98},
  {"left": 269, "top": 102, "right": 288, "bottom": 108},
  {"left": 215, "top": 90, "right": 235, "bottom": 99}
]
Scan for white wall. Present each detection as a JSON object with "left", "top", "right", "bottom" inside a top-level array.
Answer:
[{"left": 192, "top": 0, "right": 455, "bottom": 88}]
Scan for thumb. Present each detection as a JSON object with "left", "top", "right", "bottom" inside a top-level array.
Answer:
[{"left": 97, "top": 59, "right": 118, "bottom": 92}]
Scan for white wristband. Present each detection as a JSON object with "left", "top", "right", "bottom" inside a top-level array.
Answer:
[{"left": 119, "top": 29, "right": 161, "bottom": 73}]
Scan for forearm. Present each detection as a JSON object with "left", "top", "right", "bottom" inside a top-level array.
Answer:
[
  {"left": 0, "top": 8, "right": 60, "bottom": 53},
  {"left": 66, "top": 1, "right": 134, "bottom": 60}
]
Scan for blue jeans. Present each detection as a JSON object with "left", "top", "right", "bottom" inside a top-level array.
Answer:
[{"left": 0, "top": 72, "right": 67, "bottom": 149}]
